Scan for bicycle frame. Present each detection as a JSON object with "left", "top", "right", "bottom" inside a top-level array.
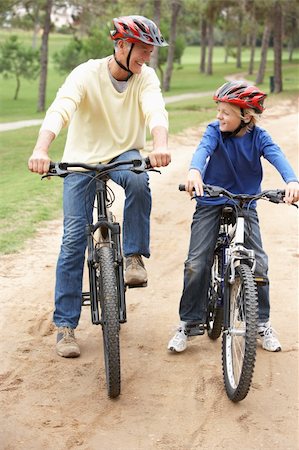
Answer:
[
  {"left": 225, "top": 211, "right": 256, "bottom": 284},
  {"left": 43, "top": 157, "right": 153, "bottom": 398},
  {"left": 179, "top": 183, "right": 295, "bottom": 402},
  {"left": 212, "top": 207, "right": 256, "bottom": 331}
]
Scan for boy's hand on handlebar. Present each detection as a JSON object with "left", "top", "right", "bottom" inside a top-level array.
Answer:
[
  {"left": 284, "top": 181, "right": 299, "bottom": 204},
  {"left": 28, "top": 150, "right": 51, "bottom": 175},
  {"left": 186, "top": 169, "right": 204, "bottom": 197},
  {"left": 149, "top": 147, "right": 171, "bottom": 168}
]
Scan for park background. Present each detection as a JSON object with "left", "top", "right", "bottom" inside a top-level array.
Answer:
[
  {"left": 0, "top": 2, "right": 298, "bottom": 450},
  {"left": 0, "top": 0, "right": 298, "bottom": 255}
]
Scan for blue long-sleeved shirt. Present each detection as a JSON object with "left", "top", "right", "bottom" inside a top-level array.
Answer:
[{"left": 190, "top": 121, "right": 298, "bottom": 207}]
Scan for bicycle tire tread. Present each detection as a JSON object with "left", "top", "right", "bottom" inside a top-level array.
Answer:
[
  {"left": 222, "top": 264, "right": 258, "bottom": 402},
  {"left": 99, "top": 246, "right": 121, "bottom": 398}
]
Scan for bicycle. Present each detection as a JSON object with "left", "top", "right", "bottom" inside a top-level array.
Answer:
[
  {"left": 179, "top": 184, "right": 296, "bottom": 402},
  {"left": 44, "top": 157, "right": 153, "bottom": 398}
]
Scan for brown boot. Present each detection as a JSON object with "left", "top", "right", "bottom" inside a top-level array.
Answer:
[
  {"left": 124, "top": 255, "right": 148, "bottom": 287},
  {"left": 56, "top": 327, "right": 80, "bottom": 358}
]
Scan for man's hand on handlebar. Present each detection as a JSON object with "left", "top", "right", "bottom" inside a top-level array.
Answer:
[
  {"left": 28, "top": 130, "right": 55, "bottom": 175},
  {"left": 148, "top": 147, "right": 171, "bottom": 168},
  {"left": 28, "top": 149, "right": 51, "bottom": 175}
]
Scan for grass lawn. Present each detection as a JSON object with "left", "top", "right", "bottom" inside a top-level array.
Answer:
[
  {"left": 0, "top": 128, "right": 66, "bottom": 253},
  {"left": 0, "top": 33, "right": 298, "bottom": 253}
]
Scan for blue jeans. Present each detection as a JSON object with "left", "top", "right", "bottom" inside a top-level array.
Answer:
[
  {"left": 179, "top": 205, "right": 270, "bottom": 324},
  {"left": 54, "top": 150, "right": 151, "bottom": 328}
]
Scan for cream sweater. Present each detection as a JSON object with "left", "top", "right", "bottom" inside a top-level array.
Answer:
[{"left": 40, "top": 57, "right": 168, "bottom": 164}]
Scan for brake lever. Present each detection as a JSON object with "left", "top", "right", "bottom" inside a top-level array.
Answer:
[
  {"left": 131, "top": 157, "right": 161, "bottom": 174},
  {"left": 203, "top": 184, "right": 224, "bottom": 197},
  {"left": 41, "top": 162, "right": 69, "bottom": 179}
]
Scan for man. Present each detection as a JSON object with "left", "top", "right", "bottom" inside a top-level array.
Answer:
[{"left": 28, "top": 15, "right": 170, "bottom": 358}]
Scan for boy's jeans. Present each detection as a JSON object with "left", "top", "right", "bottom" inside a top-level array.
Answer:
[
  {"left": 179, "top": 204, "right": 270, "bottom": 324},
  {"left": 54, "top": 150, "right": 151, "bottom": 329}
]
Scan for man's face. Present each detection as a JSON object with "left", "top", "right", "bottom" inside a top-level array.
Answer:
[{"left": 119, "top": 41, "right": 154, "bottom": 74}]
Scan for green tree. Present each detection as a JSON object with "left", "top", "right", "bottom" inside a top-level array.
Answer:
[
  {"left": 53, "top": 27, "right": 113, "bottom": 74},
  {"left": 53, "top": 37, "right": 84, "bottom": 73},
  {"left": 0, "top": 35, "right": 40, "bottom": 100}
]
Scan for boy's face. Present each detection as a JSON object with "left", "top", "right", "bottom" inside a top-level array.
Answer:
[{"left": 216, "top": 103, "right": 241, "bottom": 133}]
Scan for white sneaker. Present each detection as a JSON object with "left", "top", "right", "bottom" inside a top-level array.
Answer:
[
  {"left": 168, "top": 322, "right": 187, "bottom": 353},
  {"left": 258, "top": 322, "right": 281, "bottom": 352}
]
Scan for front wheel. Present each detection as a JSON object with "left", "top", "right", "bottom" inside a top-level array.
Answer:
[
  {"left": 222, "top": 264, "right": 258, "bottom": 402},
  {"left": 98, "top": 246, "right": 121, "bottom": 398}
]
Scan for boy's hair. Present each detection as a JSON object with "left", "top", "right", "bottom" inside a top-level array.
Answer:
[
  {"left": 229, "top": 104, "right": 260, "bottom": 128},
  {"left": 243, "top": 108, "right": 260, "bottom": 127}
]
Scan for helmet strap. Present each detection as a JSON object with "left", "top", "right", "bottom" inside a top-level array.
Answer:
[
  {"left": 113, "top": 42, "right": 134, "bottom": 79},
  {"left": 221, "top": 108, "right": 248, "bottom": 139}
]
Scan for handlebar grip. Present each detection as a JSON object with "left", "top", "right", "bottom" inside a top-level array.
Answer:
[{"left": 144, "top": 156, "right": 152, "bottom": 169}]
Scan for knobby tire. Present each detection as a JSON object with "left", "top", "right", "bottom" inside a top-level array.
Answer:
[
  {"left": 98, "top": 246, "right": 121, "bottom": 398},
  {"left": 207, "top": 302, "right": 223, "bottom": 340},
  {"left": 222, "top": 264, "right": 258, "bottom": 402}
]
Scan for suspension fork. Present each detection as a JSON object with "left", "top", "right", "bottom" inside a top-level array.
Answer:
[
  {"left": 86, "top": 225, "right": 101, "bottom": 324},
  {"left": 95, "top": 177, "right": 127, "bottom": 323},
  {"left": 111, "top": 222, "right": 127, "bottom": 323},
  {"left": 85, "top": 178, "right": 108, "bottom": 325},
  {"left": 222, "top": 210, "right": 256, "bottom": 329}
]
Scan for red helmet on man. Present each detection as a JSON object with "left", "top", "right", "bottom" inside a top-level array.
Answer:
[
  {"left": 110, "top": 15, "right": 168, "bottom": 47},
  {"left": 213, "top": 81, "right": 267, "bottom": 114}
]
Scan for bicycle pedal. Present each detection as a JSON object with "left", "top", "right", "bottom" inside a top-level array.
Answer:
[
  {"left": 125, "top": 281, "right": 148, "bottom": 289},
  {"left": 254, "top": 276, "right": 268, "bottom": 286},
  {"left": 185, "top": 323, "right": 205, "bottom": 337}
]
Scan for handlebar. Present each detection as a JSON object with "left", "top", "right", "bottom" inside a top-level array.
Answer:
[
  {"left": 178, "top": 183, "right": 297, "bottom": 207},
  {"left": 43, "top": 157, "right": 154, "bottom": 179}
]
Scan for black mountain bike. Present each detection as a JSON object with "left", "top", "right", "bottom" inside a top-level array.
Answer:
[
  {"left": 180, "top": 184, "right": 296, "bottom": 402},
  {"left": 44, "top": 157, "right": 152, "bottom": 398}
]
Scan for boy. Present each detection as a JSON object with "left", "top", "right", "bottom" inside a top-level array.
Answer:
[{"left": 168, "top": 81, "right": 299, "bottom": 353}]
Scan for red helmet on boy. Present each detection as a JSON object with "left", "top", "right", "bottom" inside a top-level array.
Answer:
[
  {"left": 213, "top": 81, "right": 267, "bottom": 114},
  {"left": 110, "top": 15, "right": 168, "bottom": 47}
]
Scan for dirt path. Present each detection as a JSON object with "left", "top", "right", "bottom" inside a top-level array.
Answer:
[{"left": 0, "top": 99, "right": 298, "bottom": 450}]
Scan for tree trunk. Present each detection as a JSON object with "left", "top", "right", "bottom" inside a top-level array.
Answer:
[
  {"left": 255, "top": 17, "right": 271, "bottom": 85},
  {"left": 149, "top": 0, "right": 161, "bottom": 70},
  {"left": 236, "top": 12, "right": 242, "bottom": 68},
  {"left": 37, "top": 0, "right": 52, "bottom": 112},
  {"left": 224, "top": 46, "right": 229, "bottom": 64},
  {"left": 199, "top": 18, "right": 207, "bottom": 73},
  {"left": 288, "top": 40, "right": 293, "bottom": 62},
  {"left": 248, "top": 29, "right": 256, "bottom": 75},
  {"left": 163, "top": 0, "right": 182, "bottom": 92},
  {"left": 273, "top": 0, "right": 283, "bottom": 93},
  {"left": 157, "top": 64, "right": 164, "bottom": 84},
  {"left": 14, "top": 75, "right": 20, "bottom": 100},
  {"left": 206, "top": 21, "right": 214, "bottom": 75}
]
